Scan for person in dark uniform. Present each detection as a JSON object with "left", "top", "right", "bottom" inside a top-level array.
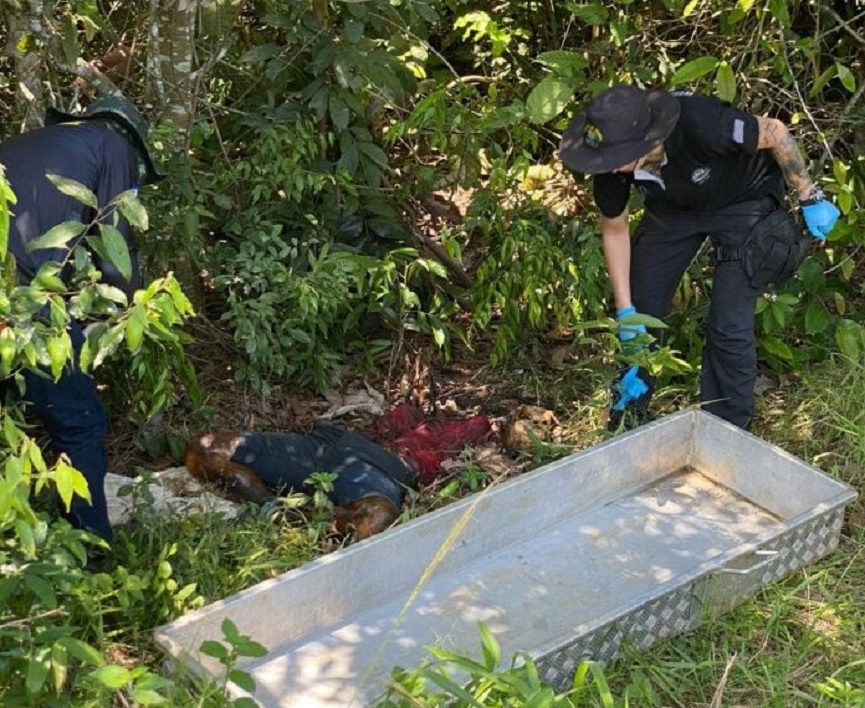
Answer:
[
  {"left": 0, "top": 94, "right": 165, "bottom": 541},
  {"left": 559, "top": 85, "right": 841, "bottom": 430}
]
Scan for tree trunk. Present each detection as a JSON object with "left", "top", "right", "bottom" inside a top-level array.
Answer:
[{"left": 5, "top": 0, "right": 48, "bottom": 131}]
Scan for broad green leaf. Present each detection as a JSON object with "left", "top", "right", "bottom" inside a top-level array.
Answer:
[
  {"left": 526, "top": 75, "right": 575, "bottom": 125},
  {"left": 715, "top": 61, "right": 736, "bottom": 102},
  {"left": 328, "top": 93, "right": 350, "bottom": 132},
  {"left": 26, "top": 648, "right": 51, "bottom": 695},
  {"left": 46, "top": 173, "right": 98, "bottom": 209},
  {"left": 228, "top": 668, "right": 256, "bottom": 693},
  {"left": 55, "top": 459, "right": 91, "bottom": 511},
  {"left": 835, "top": 320, "right": 861, "bottom": 359},
  {"left": 835, "top": 63, "right": 856, "bottom": 93},
  {"left": 241, "top": 43, "right": 281, "bottom": 64},
  {"left": 100, "top": 223, "right": 132, "bottom": 282},
  {"left": 24, "top": 573, "right": 57, "bottom": 608},
  {"left": 534, "top": 50, "right": 588, "bottom": 75},
  {"left": 46, "top": 333, "right": 72, "bottom": 378},
  {"left": 671, "top": 56, "right": 719, "bottom": 86},
  {"left": 51, "top": 643, "right": 69, "bottom": 694},
  {"left": 125, "top": 309, "right": 146, "bottom": 351},
  {"left": 568, "top": 4, "right": 608, "bottom": 25},
  {"left": 762, "top": 336, "right": 793, "bottom": 360},
  {"left": 115, "top": 190, "right": 149, "bottom": 230},
  {"left": 769, "top": 0, "right": 790, "bottom": 27},
  {"left": 90, "top": 665, "right": 131, "bottom": 689},
  {"left": 221, "top": 618, "right": 241, "bottom": 642},
  {"left": 198, "top": 640, "right": 228, "bottom": 660},
  {"left": 838, "top": 190, "right": 853, "bottom": 214},
  {"left": 804, "top": 300, "right": 831, "bottom": 335},
  {"left": 25, "top": 220, "right": 86, "bottom": 253},
  {"left": 14, "top": 518, "right": 35, "bottom": 556},
  {"left": 57, "top": 636, "right": 105, "bottom": 666}
]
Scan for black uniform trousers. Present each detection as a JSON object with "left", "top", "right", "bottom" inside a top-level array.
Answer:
[{"left": 630, "top": 197, "right": 777, "bottom": 429}]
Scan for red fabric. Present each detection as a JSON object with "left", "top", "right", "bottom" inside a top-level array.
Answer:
[{"left": 370, "top": 404, "right": 492, "bottom": 484}]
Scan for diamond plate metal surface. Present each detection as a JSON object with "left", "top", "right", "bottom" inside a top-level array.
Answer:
[{"left": 536, "top": 508, "right": 845, "bottom": 691}]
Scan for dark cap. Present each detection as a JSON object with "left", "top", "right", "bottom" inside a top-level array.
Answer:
[
  {"left": 45, "top": 94, "right": 166, "bottom": 185},
  {"left": 559, "top": 85, "right": 681, "bottom": 174}
]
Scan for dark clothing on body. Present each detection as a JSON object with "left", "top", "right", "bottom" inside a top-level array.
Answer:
[{"left": 229, "top": 422, "right": 418, "bottom": 510}]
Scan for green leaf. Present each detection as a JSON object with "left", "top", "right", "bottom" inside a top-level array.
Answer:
[
  {"left": 15, "top": 518, "right": 35, "bottom": 556},
  {"left": 199, "top": 640, "right": 228, "bottom": 660},
  {"left": 835, "top": 63, "right": 856, "bottom": 93},
  {"left": 228, "top": 668, "right": 257, "bottom": 693},
  {"left": 761, "top": 336, "right": 793, "bottom": 361},
  {"left": 526, "top": 76, "right": 575, "bottom": 125},
  {"left": 715, "top": 61, "right": 736, "bottom": 102},
  {"left": 835, "top": 319, "right": 861, "bottom": 359},
  {"left": 26, "top": 648, "right": 51, "bottom": 695},
  {"left": 478, "top": 622, "right": 501, "bottom": 671},
  {"left": 97, "top": 223, "right": 132, "bottom": 283},
  {"left": 56, "top": 636, "right": 105, "bottom": 666},
  {"left": 125, "top": 308, "right": 146, "bottom": 351},
  {"left": 769, "top": 0, "right": 790, "bottom": 28},
  {"left": 55, "top": 459, "right": 91, "bottom": 511},
  {"left": 534, "top": 50, "right": 588, "bottom": 76},
  {"left": 569, "top": 4, "right": 608, "bottom": 25},
  {"left": 115, "top": 190, "right": 149, "bottom": 230},
  {"left": 46, "top": 174, "right": 98, "bottom": 209},
  {"left": 671, "top": 56, "right": 719, "bottom": 86},
  {"left": 25, "top": 220, "right": 86, "bottom": 253},
  {"left": 804, "top": 300, "right": 831, "bottom": 335},
  {"left": 90, "top": 665, "right": 131, "bottom": 689},
  {"left": 682, "top": 0, "right": 701, "bottom": 17},
  {"left": 328, "top": 93, "right": 350, "bottom": 132},
  {"left": 51, "top": 643, "right": 69, "bottom": 694},
  {"left": 24, "top": 573, "right": 57, "bottom": 609}
]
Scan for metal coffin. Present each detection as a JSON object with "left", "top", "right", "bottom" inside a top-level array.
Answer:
[{"left": 154, "top": 410, "right": 857, "bottom": 707}]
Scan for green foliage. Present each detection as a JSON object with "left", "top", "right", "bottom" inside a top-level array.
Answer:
[
  {"left": 382, "top": 622, "right": 628, "bottom": 706},
  {"left": 467, "top": 191, "right": 608, "bottom": 365},
  {"left": 199, "top": 618, "right": 268, "bottom": 706}
]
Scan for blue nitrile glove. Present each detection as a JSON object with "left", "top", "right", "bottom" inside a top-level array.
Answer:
[
  {"left": 616, "top": 305, "right": 647, "bottom": 342},
  {"left": 612, "top": 365, "right": 649, "bottom": 411},
  {"left": 801, "top": 193, "right": 840, "bottom": 241}
]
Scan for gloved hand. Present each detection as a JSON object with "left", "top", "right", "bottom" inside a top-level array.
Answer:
[
  {"left": 801, "top": 195, "right": 840, "bottom": 241},
  {"left": 616, "top": 305, "right": 647, "bottom": 342},
  {"left": 612, "top": 365, "right": 649, "bottom": 411}
]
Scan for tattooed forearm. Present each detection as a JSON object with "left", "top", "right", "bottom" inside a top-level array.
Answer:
[{"left": 756, "top": 116, "right": 814, "bottom": 201}]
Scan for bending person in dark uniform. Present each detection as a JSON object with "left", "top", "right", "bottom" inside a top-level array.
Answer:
[
  {"left": 559, "top": 85, "right": 841, "bottom": 431},
  {"left": 0, "top": 95, "right": 165, "bottom": 541}
]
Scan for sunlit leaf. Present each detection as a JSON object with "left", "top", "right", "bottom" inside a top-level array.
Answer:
[
  {"left": 25, "top": 221, "right": 86, "bottom": 253},
  {"left": 46, "top": 174, "right": 98, "bottom": 209},
  {"left": 671, "top": 56, "right": 719, "bottom": 86},
  {"left": 526, "top": 75, "right": 575, "bottom": 125}
]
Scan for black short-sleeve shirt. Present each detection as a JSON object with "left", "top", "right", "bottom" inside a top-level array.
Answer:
[{"left": 592, "top": 93, "right": 785, "bottom": 217}]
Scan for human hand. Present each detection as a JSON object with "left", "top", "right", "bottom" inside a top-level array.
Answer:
[
  {"left": 801, "top": 198, "right": 840, "bottom": 241},
  {"left": 612, "top": 365, "right": 649, "bottom": 411},
  {"left": 616, "top": 305, "right": 647, "bottom": 342}
]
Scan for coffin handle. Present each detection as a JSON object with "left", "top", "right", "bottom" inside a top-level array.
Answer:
[{"left": 717, "top": 549, "right": 778, "bottom": 576}]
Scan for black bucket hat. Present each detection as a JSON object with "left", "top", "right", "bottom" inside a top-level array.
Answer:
[
  {"left": 45, "top": 94, "right": 166, "bottom": 185},
  {"left": 559, "top": 85, "right": 681, "bottom": 175}
]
